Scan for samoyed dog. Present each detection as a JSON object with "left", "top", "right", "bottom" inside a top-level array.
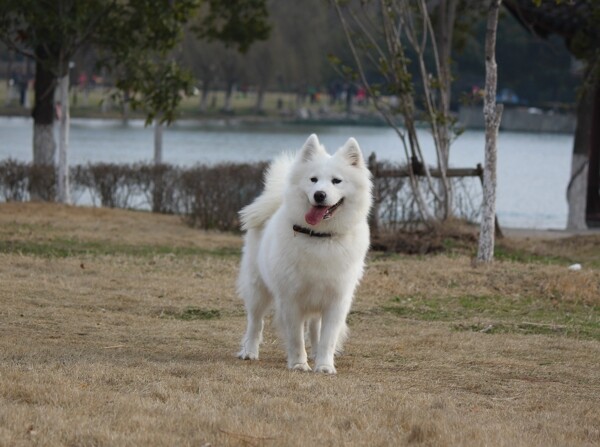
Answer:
[{"left": 237, "top": 134, "right": 372, "bottom": 374}]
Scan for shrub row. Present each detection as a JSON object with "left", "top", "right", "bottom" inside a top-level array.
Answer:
[
  {"left": 0, "top": 159, "right": 266, "bottom": 231},
  {"left": 0, "top": 159, "right": 480, "bottom": 232}
]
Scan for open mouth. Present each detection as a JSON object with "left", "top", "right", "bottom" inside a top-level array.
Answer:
[
  {"left": 305, "top": 198, "right": 344, "bottom": 226},
  {"left": 323, "top": 198, "right": 344, "bottom": 220}
]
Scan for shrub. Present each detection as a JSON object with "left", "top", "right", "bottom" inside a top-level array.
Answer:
[
  {"left": 135, "top": 163, "right": 182, "bottom": 214},
  {"left": 180, "top": 162, "right": 266, "bottom": 231},
  {"left": 78, "top": 163, "right": 140, "bottom": 208},
  {"left": 0, "top": 159, "right": 481, "bottom": 234},
  {"left": 29, "top": 164, "right": 56, "bottom": 201},
  {"left": 0, "top": 159, "right": 29, "bottom": 201}
]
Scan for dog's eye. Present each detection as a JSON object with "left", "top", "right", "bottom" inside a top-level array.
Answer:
[
  {"left": 310, "top": 177, "right": 318, "bottom": 183},
  {"left": 332, "top": 178, "right": 342, "bottom": 185}
]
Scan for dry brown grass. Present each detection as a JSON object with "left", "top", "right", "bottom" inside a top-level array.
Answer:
[{"left": 0, "top": 203, "right": 599, "bottom": 446}]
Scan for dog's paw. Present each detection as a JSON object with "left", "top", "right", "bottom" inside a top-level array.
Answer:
[
  {"left": 237, "top": 349, "right": 259, "bottom": 360},
  {"left": 314, "top": 364, "right": 337, "bottom": 374},
  {"left": 289, "top": 362, "right": 312, "bottom": 372}
]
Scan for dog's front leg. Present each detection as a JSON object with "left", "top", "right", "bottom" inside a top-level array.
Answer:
[
  {"left": 282, "top": 307, "right": 311, "bottom": 371},
  {"left": 308, "top": 317, "right": 321, "bottom": 360},
  {"left": 315, "top": 301, "right": 350, "bottom": 374}
]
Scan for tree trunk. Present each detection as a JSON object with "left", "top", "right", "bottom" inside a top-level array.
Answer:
[
  {"left": 152, "top": 114, "right": 164, "bottom": 213},
  {"left": 477, "top": 0, "right": 503, "bottom": 263},
  {"left": 433, "top": 0, "right": 457, "bottom": 167},
  {"left": 433, "top": 0, "right": 458, "bottom": 220},
  {"left": 199, "top": 81, "right": 211, "bottom": 113},
  {"left": 31, "top": 48, "right": 57, "bottom": 200},
  {"left": 223, "top": 81, "right": 235, "bottom": 113},
  {"left": 122, "top": 90, "right": 130, "bottom": 125},
  {"left": 154, "top": 114, "right": 164, "bottom": 164},
  {"left": 5, "top": 50, "right": 14, "bottom": 106},
  {"left": 255, "top": 84, "right": 266, "bottom": 114},
  {"left": 56, "top": 73, "right": 71, "bottom": 204},
  {"left": 585, "top": 80, "right": 600, "bottom": 227},
  {"left": 32, "top": 124, "right": 56, "bottom": 165},
  {"left": 566, "top": 83, "right": 593, "bottom": 230}
]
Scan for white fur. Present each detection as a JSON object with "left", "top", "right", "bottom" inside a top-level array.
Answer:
[{"left": 237, "top": 134, "right": 373, "bottom": 374}]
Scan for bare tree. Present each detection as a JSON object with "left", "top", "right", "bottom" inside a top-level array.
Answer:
[
  {"left": 333, "top": 0, "right": 460, "bottom": 222},
  {"left": 476, "top": 0, "right": 503, "bottom": 263}
]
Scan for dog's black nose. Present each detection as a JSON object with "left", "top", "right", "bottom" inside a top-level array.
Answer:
[{"left": 314, "top": 191, "right": 326, "bottom": 204}]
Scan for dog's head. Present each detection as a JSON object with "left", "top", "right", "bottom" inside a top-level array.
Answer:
[{"left": 288, "top": 134, "right": 373, "bottom": 231}]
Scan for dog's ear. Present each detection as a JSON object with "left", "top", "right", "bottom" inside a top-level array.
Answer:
[
  {"left": 337, "top": 137, "right": 365, "bottom": 168},
  {"left": 300, "top": 134, "right": 325, "bottom": 161}
]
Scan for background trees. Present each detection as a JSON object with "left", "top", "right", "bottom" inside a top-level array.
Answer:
[
  {"left": 0, "top": 0, "right": 588, "bottom": 239},
  {"left": 0, "top": 0, "right": 201, "bottom": 201},
  {"left": 0, "top": 0, "right": 270, "bottom": 202},
  {"left": 1, "top": 0, "right": 581, "bottom": 118},
  {"left": 0, "top": 0, "right": 118, "bottom": 200},
  {"left": 504, "top": 0, "right": 600, "bottom": 230}
]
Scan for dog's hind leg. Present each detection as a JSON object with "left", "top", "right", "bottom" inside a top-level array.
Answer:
[{"left": 238, "top": 280, "right": 271, "bottom": 361}]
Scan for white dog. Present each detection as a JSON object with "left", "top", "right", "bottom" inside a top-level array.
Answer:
[{"left": 237, "top": 134, "right": 372, "bottom": 374}]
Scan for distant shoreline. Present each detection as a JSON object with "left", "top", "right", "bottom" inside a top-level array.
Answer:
[{"left": 0, "top": 107, "right": 577, "bottom": 134}]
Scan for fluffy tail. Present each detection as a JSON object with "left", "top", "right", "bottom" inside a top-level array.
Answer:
[{"left": 239, "top": 152, "right": 294, "bottom": 231}]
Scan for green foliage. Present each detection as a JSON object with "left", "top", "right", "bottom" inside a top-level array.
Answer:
[
  {"left": 94, "top": 0, "right": 200, "bottom": 124},
  {"left": 114, "top": 60, "right": 196, "bottom": 126},
  {"left": 0, "top": 0, "right": 271, "bottom": 125},
  {"left": 0, "top": 0, "right": 115, "bottom": 75},
  {"left": 194, "top": 0, "right": 271, "bottom": 53}
]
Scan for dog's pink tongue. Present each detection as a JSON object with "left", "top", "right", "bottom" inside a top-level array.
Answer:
[{"left": 305, "top": 206, "right": 328, "bottom": 226}]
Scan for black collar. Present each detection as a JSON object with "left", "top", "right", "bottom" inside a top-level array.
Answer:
[{"left": 292, "top": 224, "right": 332, "bottom": 238}]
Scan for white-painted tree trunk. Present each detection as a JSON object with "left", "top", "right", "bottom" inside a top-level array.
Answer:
[
  {"left": 57, "top": 73, "right": 71, "bottom": 204},
  {"left": 32, "top": 124, "right": 56, "bottom": 166},
  {"left": 154, "top": 114, "right": 163, "bottom": 165},
  {"left": 477, "top": 0, "right": 503, "bottom": 263}
]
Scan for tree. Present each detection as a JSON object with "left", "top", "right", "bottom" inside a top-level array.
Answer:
[
  {"left": 217, "top": 47, "right": 244, "bottom": 113},
  {"left": 0, "top": 0, "right": 270, "bottom": 204},
  {"left": 504, "top": 0, "right": 600, "bottom": 229},
  {"left": 0, "top": 1, "right": 118, "bottom": 201},
  {"left": 476, "top": 0, "right": 502, "bottom": 263},
  {"left": 246, "top": 39, "right": 277, "bottom": 113},
  {"left": 113, "top": 0, "right": 269, "bottom": 162},
  {"left": 0, "top": 0, "right": 200, "bottom": 202},
  {"left": 332, "top": 0, "right": 469, "bottom": 223},
  {"left": 193, "top": 0, "right": 270, "bottom": 53},
  {"left": 181, "top": 32, "right": 220, "bottom": 113}
]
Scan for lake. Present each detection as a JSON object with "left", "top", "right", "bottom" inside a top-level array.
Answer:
[{"left": 0, "top": 116, "right": 573, "bottom": 229}]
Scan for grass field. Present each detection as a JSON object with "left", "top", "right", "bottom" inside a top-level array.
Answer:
[{"left": 0, "top": 202, "right": 599, "bottom": 446}]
